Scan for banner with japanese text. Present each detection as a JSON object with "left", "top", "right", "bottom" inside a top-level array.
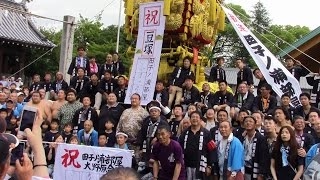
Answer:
[
  {"left": 222, "top": 6, "right": 302, "bottom": 107},
  {"left": 124, "top": 1, "right": 166, "bottom": 105},
  {"left": 53, "top": 144, "right": 132, "bottom": 180}
]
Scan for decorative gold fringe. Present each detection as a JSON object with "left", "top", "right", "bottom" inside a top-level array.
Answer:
[
  {"left": 218, "top": 9, "right": 225, "bottom": 31},
  {"left": 164, "top": 0, "right": 171, "bottom": 16},
  {"left": 126, "top": 0, "right": 134, "bottom": 16}
]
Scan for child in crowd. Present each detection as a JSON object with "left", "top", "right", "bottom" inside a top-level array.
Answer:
[
  {"left": 62, "top": 122, "right": 73, "bottom": 143},
  {"left": 44, "top": 119, "right": 60, "bottom": 142},
  {"left": 114, "top": 132, "right": 129, "bottom": 150},
  {"left": 101, "top": 119, "right": 116, "bottom": 147},
  {"left": 69, "top": 135, "right": 79, "bottom": 144},
  {"left": 6, "top": 116, "right": 18, "bottom": 135},
  {"left": 46, "top": 133, "right": 64, "bottom": 178},
  {"left": 0, "top": 108, "right": 8, "bottom": 120},
  {"left": 98, "top": 134, "right": 108, "bottom": 147},
  {"left": 114, "top": 132, "right": 137, "bottom": 170},
  {"left": 41, "top": 120, "right": 51, "bottom": 139}
]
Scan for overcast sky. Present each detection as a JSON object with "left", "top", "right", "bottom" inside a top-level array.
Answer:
[{"left": 25, "top": 0, "right": 318, "bottom": 30}]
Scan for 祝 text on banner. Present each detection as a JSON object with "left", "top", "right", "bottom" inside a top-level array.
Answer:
[
  {"left": 222, "top": 6, "right": 302, "bottom": 107},
  {"left": 124, "top": 1, "right": 166, "bottom": 105},
  {"left": 53, "top": 144, "right": 132, "bottom": 180}
]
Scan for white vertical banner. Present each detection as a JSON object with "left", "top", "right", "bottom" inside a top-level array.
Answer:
[
  {"left": 53, "top": 144, "right": 132, "bottom": 180},
  {"left": 124, "top": 2, "right": 166, "bottom": 105},
  {"left": 222, "top": 6, "right": 302, "bottom": 107}
]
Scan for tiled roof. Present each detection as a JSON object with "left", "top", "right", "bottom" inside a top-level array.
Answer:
[
  {"left": 0, "top": 0, "right": 55, "bottom": 48},
  {"left": 205, "top": 67, "right": 313, "bottom": 90}
]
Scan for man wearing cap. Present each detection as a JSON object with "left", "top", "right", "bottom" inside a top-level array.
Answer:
[
  {"left": 7, "top": 92, "right": 23, "bottom": 116},
  {"left": 138, "top": 100, "right": 168, "bottom": 174},
  {"left": 17, "top": 92, "right": 26, "bottom": 106}
]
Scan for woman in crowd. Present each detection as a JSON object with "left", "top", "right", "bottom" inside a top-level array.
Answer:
[
  {"left": 46, "top": 133, "right": 64, "bottom": 177},
  {"left": 270, "top": 126, "right": 304, "bottom": 180}
]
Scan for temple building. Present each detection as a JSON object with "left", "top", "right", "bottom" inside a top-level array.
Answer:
[{"left": 0, "top": 0, "right": 55, "bottom": 77}]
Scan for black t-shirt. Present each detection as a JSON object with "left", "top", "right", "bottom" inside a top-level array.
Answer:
[
  {"left": 272, "top": 149, "right": 304, "bottom": 180},
  {"left": 44, "top": 131, "right": 59, "bottom": 142},
  {"left": 183, "top": 131, "right": 200, "bottom": 168},
  {"left": 100, "top": 131, "right": 116, "bottom": 147},
  {"left": 168, "top": 119, "right": 181, "bottom": 140}
]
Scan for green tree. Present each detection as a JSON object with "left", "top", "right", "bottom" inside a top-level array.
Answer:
[
  {"left": 260, "top": 25, "right": 310, "bottom": 55},
  {"left": 251, "top": 1, "right": 271, "bottom": 34}
]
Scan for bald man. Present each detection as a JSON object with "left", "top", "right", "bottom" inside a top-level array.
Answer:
[{"left": 77, "top": 120, "right": 98, "bottom": 146}]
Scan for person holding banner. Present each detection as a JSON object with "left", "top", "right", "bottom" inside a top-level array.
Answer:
[
  {"left": 285, "top": 58, "right": 309, "bottom": 82},
  {"left": 46, "top": 133, "right": 64, "bottom": 177}
]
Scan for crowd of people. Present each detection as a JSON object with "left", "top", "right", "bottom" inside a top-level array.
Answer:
[{"left": 1, "top": 46, "right": 320, "bottom": 180}]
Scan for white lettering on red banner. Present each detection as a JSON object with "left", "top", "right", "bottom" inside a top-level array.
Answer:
[
  {"left": 53, "top": 144, "right": 132, "bottom": 180},
  {"left": 222, "top": 6, "right": 302, "bottom": 107},
  {"left": 124, "top": 2, "right": 166, "bottom": 105}
]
